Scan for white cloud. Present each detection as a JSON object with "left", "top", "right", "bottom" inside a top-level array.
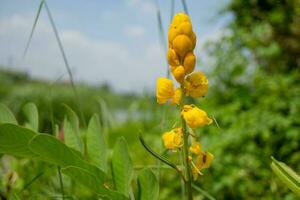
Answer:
[
  {"left": 0, "top": 15, "right": 165, "bottom": 92},
  {"left": 126, "top": 0, "right": 155, "bottom": 14},
  {"left": 124, "top": 25, "right": 145, "bottom": 38}
]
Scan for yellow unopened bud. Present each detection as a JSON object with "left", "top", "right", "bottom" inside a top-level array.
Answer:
[
  {"left": 190, "top": 32, "right": 196, "bottom": 49},
  {"left": 183, "top": 52, "right": 196, "bottom": 75},
  {"left": 162, "top": 128, "right": 183, "bottom": 150},
  {"left": 177, "top": 22, "right": 193, "bottom": 37},
  {"left": 171, "top": 65, "right": 185, "bottom": 84},
  {"left": 168, "top": 28, "right": 178, "bottom": 46},
  {"left": 184, "top": 72, "right": 208, "bottom": 98},
  {"left": 189, "top": 142, "right": 202, "bottom": 155},
  {"left": 156, "top": 78, "right": 174, "bottom": 104},
  {"left": 172, "top": 35, "right": 193, "bottom": 58},
  {"left": 181, "top": 105, "right": 212, "bottom": 128},
  {"left": 172, "top": 13, "right": 191, "bottom": 27},
  {"left": 171, "top": 88, "right": 182, "bottom": 105},
  {"left": 167, "top": 48, "right": 180, "bottom": 66}
]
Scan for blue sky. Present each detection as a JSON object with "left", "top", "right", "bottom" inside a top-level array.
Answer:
[{"left": 0, "top": 0, "right": 231, "bottom": 92}]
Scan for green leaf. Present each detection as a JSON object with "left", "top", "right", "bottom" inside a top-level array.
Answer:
[
  {"left": 111, "top": 137, "right": 133, "bottom": 197},
  {"left": 8, "top": 192, "right": 21, "bottom": 200},
  {"left": 271, "top": 157, "right": 300, "bottom": 197},
  {"left": 62, "top": 166, "right": 102, "bottom": 192},
  {"left": 29, "top": 134, "right": 106, "bottom": 183},
  {"left": 63, "top": 105, "right": 83, "bottom": 153},
  {"left": 86, "top": 114, "right": 107, "bottom": 172},
  {"left": 22, "top": 102, "right": 39, "bottom": 132},
  {"left": 62, "top": 166, "right": 128, "bottom": 200},
  {"left": 0, "top": 124, "right": 37, "bottom": 157},
  {"left": 192, "top": 184, "right": 216, "bottom": 200},
  {"left": 0, "top": 104, "right": 17, "bottom": 125},
  {"left": 137, "top": 168, "right": 159, "bottom": 200}
]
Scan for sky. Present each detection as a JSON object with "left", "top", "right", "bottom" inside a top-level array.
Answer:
[{"left": 0, "top": 0, "right": 231, "bottom": 92}]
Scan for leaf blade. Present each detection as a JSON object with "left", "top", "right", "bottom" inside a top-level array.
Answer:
[
  {"left": 0, "top": 124, "right": 36, "bottom": 157},
  {"left": 22, "top": 102, "right": 39, "bottom": 132},
  {"left": 86, "top": 114, "right": 107, "bottom": 172},
  {"left": 0, "top": 104, "right": 17, "bottom": 125},
  {"left": 63, "top": 105, "right": 83, "bottom": 153},
  {"left": 111, "top": 137, "right": 133, "bottom": 197},
  {"left": 29, "top": 134, "right": 106, "bottom": 183},
  {"left": 271, "top": 157, "right": 300, "bottom": 197},
  {"left": 138, "top": 168, "right": 159, "bottom": 200}
]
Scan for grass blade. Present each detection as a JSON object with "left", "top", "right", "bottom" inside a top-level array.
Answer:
[
  {"left": 43, "top": 0, "right": 86, "bottom": 127},
  {"left": 23, "top": 0, "right": 44, "bottom": 58},
  {"left": 181, "top": 0, "right": 189, "bottom": 15},
  {"left": 154, "top": 0, "right": 169, "bottom": 78},
  {"left": 170, "top": 0, "right": 175, "bottom": 23}
]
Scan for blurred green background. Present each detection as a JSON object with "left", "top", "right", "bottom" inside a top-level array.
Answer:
[{"left": 1, "top": 0, "right": 300, "bottom": 199}]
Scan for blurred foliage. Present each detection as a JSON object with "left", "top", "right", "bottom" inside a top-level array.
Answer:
[
  {"left": 0, "top": 69, "right": 139, "bottom": 133},
  {"left": 226, "top": 0, "right": 300, "bottom": 72},
  {"left": 1, "top": 0, "right": 300, "bottom": 199}
]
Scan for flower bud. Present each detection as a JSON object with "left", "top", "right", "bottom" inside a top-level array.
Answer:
[
  {"left": 167, "top": 48, "right": 180, "bottom": 66},
  {"left": 171, "top": 65, "right": 185, "bottom": 84},
  {"left": 183, "top": 52, "right": 196, "bottom": 74},
  {"left": 172, "top": 35, "right": 193, "bottom": 58}
]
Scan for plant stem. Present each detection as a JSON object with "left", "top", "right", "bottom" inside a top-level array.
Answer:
[
  {"left": 180, "top": 88, "right": 193, "bottom": 200},
  {"left": 57, "top": 166, "right": 65, "bottom": 200}
]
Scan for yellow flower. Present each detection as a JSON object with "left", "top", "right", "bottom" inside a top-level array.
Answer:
[
  {"left": 172, "top": 35, "right": 193, "bottom": 58},
  {"left": 156, "top": 77, "right": 175, "bottom": 104},
  {"left": 156, "top": 78, "right": 181, "bottom": 105},
  {"left": 171, "top": 65, "right": 185, "bottom": 84},
  {"left": 162, "top": 128, "right": 183, "bottom": 150},
  {"left": 167, "top": 48, "right": 180, "bottom": 66},
  {"left": 184, "top": 72, "right": 208, "bottom": 98},
  {"left": 183, "top": 52, "right": 196, "bottom": 75},
  {"left": 171, "top": 88, "right": 182, "bottom": 105},
  {"left": 189, "top": 142, "right": 202, "bottom": 155},
  {"left": 181, "top": 105, "right": 212, "bottom": 128},
  {"left": 192, "top": 151, "right": 214, "bottom": 180}
]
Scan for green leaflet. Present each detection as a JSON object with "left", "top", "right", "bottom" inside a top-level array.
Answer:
[
  {"left": 0, "top": 124, "right": 37, "bottom": 158},
  {"left": 28, "top": 134, "right": 106, "bottom": 183},
  {"left": 271, "top": 157, "right": 300, "bottom": 197},
  {"left": 137, "top": 168, "right": 159, "bottom": 200},
  {"left": 86, "top": 114, "right": 107, "bottom": 172},
  {"left": 22, "top": 102, "right": 39, "bottom": 132},
  {"left": 0, "top": 104, "right": 17, "bottom": 125},
  {"left": 63, "top": 105, "right": 84, "bottom": 153},
  {"left": 62, "top": 166, "right": 128, "bottom": 200},
  {"left": 111, "top": 137, "right": 133, "bottom": 197}
]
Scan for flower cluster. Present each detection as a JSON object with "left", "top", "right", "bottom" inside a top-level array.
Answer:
[{"left": 156, "top": 13, "right": 213, "bottom": 180}]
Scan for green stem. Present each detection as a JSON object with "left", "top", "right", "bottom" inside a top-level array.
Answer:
[
  {"left": 180, "top": 88, "right": 193, "bottom": 200},
  {"left": 57, "top": 166, "right": 65, "bottom": 200}
]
